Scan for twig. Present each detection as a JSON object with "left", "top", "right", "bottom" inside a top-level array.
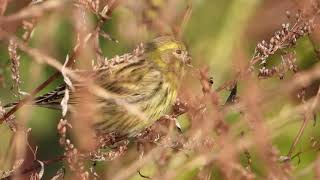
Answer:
[
  {"left": 287, "top": 115, "right": 308, "bottom": 158},
  {"left": 0, "top": 0, "right": 66, "bottom": 22},
  {"left": 287, "top": 85, "right": 320, "bottom": 158}
]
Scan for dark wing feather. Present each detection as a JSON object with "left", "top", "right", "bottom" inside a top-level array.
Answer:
[{"left": 33, "top": 84, "right": 67, "bottom": 109}]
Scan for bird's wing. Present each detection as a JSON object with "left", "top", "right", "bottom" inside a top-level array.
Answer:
[
  {"left": 32, "top": 84, "right": 67, "bottom": 109},
  {"left": 33, "top": 53, "right": 162, "bottom": 110},
  {"left": 2, "top": 84, "right": 67, "bottom": 110},
  {"left": 68, "top": 55, "right": 163, "bottom": 106}
]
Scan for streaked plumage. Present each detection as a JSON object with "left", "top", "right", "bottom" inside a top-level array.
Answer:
[{"left": 5, "top": 36, "right": 191, "bottom": 137}]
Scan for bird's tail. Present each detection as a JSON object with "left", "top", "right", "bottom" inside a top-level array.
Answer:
[
  {"left": 2, "top": 102, "right": 18, "bottom": 111},
  {"left": 2, "top": 84, "right": 66, "bottom": 111}
]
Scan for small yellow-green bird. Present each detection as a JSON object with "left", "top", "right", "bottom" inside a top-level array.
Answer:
[{"left": 5, "top": 36, "right": 191, "bottom": 137}]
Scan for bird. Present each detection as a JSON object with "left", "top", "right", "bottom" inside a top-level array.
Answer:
[{"left": 4, "top": 36, "right": 191, "bottom": 137}]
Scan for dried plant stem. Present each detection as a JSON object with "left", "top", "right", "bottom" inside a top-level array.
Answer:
[
  {"left": 287, "top": 116, "right": 308, "bottom": 158},
  {"left": 0, "top": 71, "right": 60, "bottom": 123},
  {"left": 0, "top": 0, "right": 66, "bottom": 22},
  {"left": 0, "top": 0, "right": 8, "bottom": 16},
  {"left": 287, "top": 85, "right": 320, "bottom": 158},
  {"left": 0, "top": 1, "right": 120, "bottom": 124},
  {"left": 175, "top": 4, "right": 192, "bottom": 39},
  {"left": 1, "top": 155, "right": 65, "bottom": 180},
  {"left": 2, "top": 133, "right": 129, "bottom": 179},
  {"left": 217, "top": 13, "right": 315, "bottom": 92}
]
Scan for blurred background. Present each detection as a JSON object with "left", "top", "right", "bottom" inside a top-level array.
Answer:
[{"left": 0, "top": 0, "right": 320, "bottom": 179}]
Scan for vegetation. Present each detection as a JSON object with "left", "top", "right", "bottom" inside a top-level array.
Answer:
[{"left": 0, "top": 0, "right": 320, "bottom": 179}]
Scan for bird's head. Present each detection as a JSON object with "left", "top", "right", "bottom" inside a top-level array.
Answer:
[{"left": 146, "top": 36, "right": 191, "bottom": 78}]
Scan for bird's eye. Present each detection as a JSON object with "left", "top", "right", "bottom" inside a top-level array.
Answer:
[{"left": 175, "top": 49, "right": 182, "bottom": 54}]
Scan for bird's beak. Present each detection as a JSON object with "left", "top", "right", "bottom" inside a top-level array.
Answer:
[{"left": 185, "top": 54, "right": 192, "bottom": 67}]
